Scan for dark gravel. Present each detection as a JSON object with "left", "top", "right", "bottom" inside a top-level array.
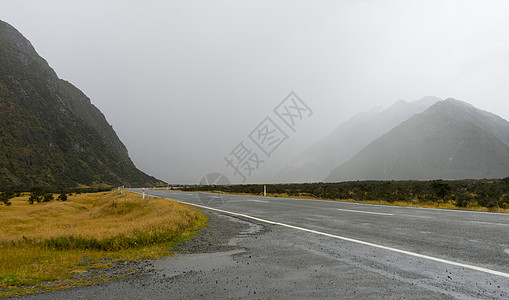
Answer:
[
  {"left": 173, "top": 210, "right": 254, "bottom": 254},
  {"left": 66, "top": 211, "right": 254, "bottom": 281}
]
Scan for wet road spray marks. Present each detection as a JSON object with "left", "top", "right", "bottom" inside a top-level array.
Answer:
[{"left": 179, "top": 201, "right": 509, "bottom": 279}]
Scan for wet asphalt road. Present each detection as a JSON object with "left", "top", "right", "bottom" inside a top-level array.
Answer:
[{"left": 22, "top": 190, "right": 509, "bottom": 299}]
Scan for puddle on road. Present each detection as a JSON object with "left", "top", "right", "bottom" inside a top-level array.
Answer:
[
  {"left": 149, "top": 213, "right": 266, "bottom": 278},
  {"left": 152, "top": 249, "right": 245, "bottom": 277}
]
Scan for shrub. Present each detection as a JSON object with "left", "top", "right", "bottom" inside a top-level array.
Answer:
[
  {"left": 0, "top": 192, "right": 14, "bottom": 206},
  {"left": 42, "top": 193, "right": 54, "bottom": 202},
  {"left": 181, "top": 179, "right": 509, "bottom": 210},
  {"left": 57, "top": 193, "right": 68, "bottom": 201},
  {"left": 28, "top": 192, "right": 41, "bottom": 204}
]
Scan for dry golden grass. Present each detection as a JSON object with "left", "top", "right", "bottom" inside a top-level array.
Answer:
[
  {"left": 336, "top": 198, "right": 509, "bottom": 213},
  {"left": 0, "top": 190, "right": 207, "bottom": 297}
]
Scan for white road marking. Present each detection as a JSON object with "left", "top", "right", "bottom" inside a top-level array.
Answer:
[
  {"left": 398, "top": 214, "right": 433, "bottom": 219},
  {"left": 134, "top": 191, "right": 509, "bottom": 278},
  {"left": 216, "top": 199, "right": 269, "bottom": 204},
  {"left": 336, "top": 208, "right": 393, "bottom": 216},
  {"left": 216, "top": 192, "right": 509, "bottom": 216},
  {"left": 468, "top": 221, "right": 509, "bottom": 227},
  {"left": 181, "top": 201, "right": 509, "bottom": 279},
  {"left": 250, "top": 200, "right": 269, "bottom": 203}
]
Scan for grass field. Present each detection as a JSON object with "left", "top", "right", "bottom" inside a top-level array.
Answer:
[{"left": 0, "top": 190, "right": 207, "bottom": 297}]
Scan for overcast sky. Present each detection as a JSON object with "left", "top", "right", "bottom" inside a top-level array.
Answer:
[{"left": 1, "top": 0, "right": 509, "bottom": 184}]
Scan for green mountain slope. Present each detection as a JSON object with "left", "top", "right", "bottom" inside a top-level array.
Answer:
[
  {"left": 0, "top": 20, "right": 163, "bottom": 190},
  {"left": 325, "top": 99, "right": 509, "bottom": 182}
]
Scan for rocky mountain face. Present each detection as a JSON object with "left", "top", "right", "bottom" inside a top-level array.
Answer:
[
  {"left": 0, "top": 20, "right": 163, "bottom": 190},
  {"left": 275, "top": 96, "right": 440, "bottom": 182},
  {"left": 325, "top": 99, "right": 509, "bottom": 182}
]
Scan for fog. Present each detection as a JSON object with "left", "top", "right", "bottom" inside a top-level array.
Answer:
[{"left": 1, "top": 0, "right": 509, "bottom": 184}]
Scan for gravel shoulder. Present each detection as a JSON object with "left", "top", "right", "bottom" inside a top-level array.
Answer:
[
  {"left": 17, "top": 211, "right": 262, "bottom": 299},
  {"left": 70, "top": 210, "right": 257, "bottom": 283}
]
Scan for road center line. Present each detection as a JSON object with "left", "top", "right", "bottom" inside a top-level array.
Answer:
[
  {"left": 176, "top": 200, "right": 509, "bottom": 279},
  {"left": 139, "top": 191, "right": 509, "bottom": 278},
  {"left": 336, "top": 208, "right": 393, "bottom": 216},
  {"left": 250, "top": 200, "right": 269, "bottom": 203},
  {"left": 468, "top": 221, "right": 509, "bottom": 227}
]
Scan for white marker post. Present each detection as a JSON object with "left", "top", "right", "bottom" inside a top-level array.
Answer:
[
  {"left": 142, "top": 188, "right": 145, "bottom": 200},
  {"left": 264, "top": 185, "right": 266, "bottom": 197}
]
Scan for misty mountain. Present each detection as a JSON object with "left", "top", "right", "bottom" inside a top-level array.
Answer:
[
  {"left": 325, "top": 99, "right": 509, "bottom": 182},
  {"left": 275, "top": 96, "right": 440, "bottom": 182},
  {"left": 0, "top": 20, "right": 163, "bottom": 190}
]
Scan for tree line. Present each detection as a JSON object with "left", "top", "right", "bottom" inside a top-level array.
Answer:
[
  {"left": 0, "top": 186, "right": 112, "bottom": 206},
  {"left": 181, "top": 178, "right": 509, "bottom": 210}
]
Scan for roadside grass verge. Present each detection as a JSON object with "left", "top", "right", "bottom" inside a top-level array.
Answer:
[{"left": 0, "top": 190, "right": 207, "bottom": 298}]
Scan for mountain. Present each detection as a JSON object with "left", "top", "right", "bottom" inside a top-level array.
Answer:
[
  {"left": 0, "top": 20, "right": 163, "bottom": 190},
  {"left": 325, "top": 99, "right": 509, "bottom": 182},
  {"left": 274, "top": 96, "right": 440, "bottom": 182}
]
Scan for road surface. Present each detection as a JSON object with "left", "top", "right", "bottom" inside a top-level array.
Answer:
[{"left": 23, "top": 189, "right": 509, "bottom": 299}]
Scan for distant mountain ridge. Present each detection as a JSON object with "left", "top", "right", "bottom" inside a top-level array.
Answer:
[
  {"left": 325, "top": 99, "right": 509, "bottom": 181},
  {"left": 0, "top": 20, "right": 163, "bottom": 190},
  {"left": 275, "top": 96, "right": 440, "bottom": 182}
]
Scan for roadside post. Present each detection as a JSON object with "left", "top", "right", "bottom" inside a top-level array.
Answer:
[{"left": 264, "top": 185, "right": 266, "bottom": 197}]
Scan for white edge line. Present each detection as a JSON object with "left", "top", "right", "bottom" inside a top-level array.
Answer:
[{"left": 142, "top": 192, "right": 509, "bottom": 279}]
